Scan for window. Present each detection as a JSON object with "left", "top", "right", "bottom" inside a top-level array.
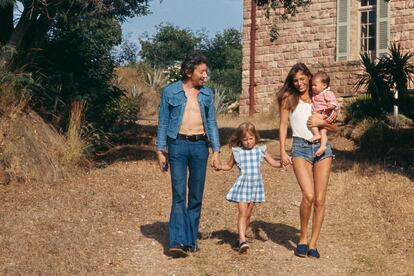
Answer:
[
  {"left": 360, "top": 0, "right": 377, "bottom": 58},
  {"left": 336, "top": 0, "right": 389, "bottom": 61}
]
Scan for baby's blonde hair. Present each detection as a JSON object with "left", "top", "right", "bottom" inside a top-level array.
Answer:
[{"left": 313, "top": 71, "right": 330, "bottom": 87}]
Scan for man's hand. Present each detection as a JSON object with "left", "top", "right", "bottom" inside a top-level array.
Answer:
[
  {"left": 211, "top": 152, "right": 221, "bottom": 170},
  {"left": 156, "top": 151, "right": 168, "bottom": 172}
]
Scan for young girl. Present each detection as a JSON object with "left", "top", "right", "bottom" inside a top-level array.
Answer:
[{"left": 216, "top": 122, "right": 281, "bottom": 253}]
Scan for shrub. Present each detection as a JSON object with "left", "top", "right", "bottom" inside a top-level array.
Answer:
[
  {"left": 209, "top": 83, "right": 229, "bottom": 114},
  {"left": 343, "top": 94, "right": 385, "bottom": 124},
  {"left": 103, "top": 95, "right": 139, "bottom": 128}
]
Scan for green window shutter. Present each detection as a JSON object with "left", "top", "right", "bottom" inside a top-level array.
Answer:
[
  {"left": 376, "top": 0, "right": 389, "bottom": 57},
  {"left": 336, "top": 0, "right": 349, "bottom": 61}
]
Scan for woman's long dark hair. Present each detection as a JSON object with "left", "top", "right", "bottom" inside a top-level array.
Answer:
[{"left": 276, "top": 63, "right": 313, "bottom": 111}]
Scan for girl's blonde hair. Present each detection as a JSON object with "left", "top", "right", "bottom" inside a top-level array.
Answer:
[
  {"left": 276, "top": 63, "right": 313, "bottom": 111},
  {"left": 228, "top": 122, "right": 261, "bottom": 148}
]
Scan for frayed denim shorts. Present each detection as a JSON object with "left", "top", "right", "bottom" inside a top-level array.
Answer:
[{"left": 291, "top": 136, "right": 334, "bottom": 164}]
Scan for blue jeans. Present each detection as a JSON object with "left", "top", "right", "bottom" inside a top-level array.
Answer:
[
  {"left": 291, "top": 136, "right": 334, "bottom": 164},
  {"left": 167, "top": 137, "right": 209, "bottom": 250}
]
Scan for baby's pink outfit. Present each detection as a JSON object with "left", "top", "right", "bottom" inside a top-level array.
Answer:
[{"left": 312, "top": 87, "right": 338, "bottom": 112}]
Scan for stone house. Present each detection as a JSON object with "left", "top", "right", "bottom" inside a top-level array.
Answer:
[{"left": 240, "top": 0, "right": 414, "bottom": 115}]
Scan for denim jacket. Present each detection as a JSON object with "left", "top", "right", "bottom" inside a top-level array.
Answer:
[{"left": 156, "top": 80, "right": 221, "bottom": 152}]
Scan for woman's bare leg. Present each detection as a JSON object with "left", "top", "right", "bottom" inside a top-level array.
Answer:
[
  {"left": 292, "top": 157, "right": 315, "bottom": 245},
  {"left": 308, "top": 157, "right": 332, "bottom": 249}
]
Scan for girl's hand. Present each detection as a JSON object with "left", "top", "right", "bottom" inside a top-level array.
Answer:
[{"left": 280, "top": 151, "right": 292, "bottom": 167}]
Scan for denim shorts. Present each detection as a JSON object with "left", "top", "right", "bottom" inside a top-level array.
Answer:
[{"left": 291, "top": 136, "right": 334, "bottom": 164}]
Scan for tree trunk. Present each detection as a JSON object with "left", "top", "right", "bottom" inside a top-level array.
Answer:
[
  {"left": 7, "top": 6, "right": 38, "bottom": 48},
  {"left": 0, "top": 3, "right": 14, "bottom": 44}
]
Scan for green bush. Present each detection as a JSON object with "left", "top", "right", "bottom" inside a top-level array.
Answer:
[
  {"left": 103, "top": 95, "right": 139, "bottom": 129},
  {"left": 344, "top": 94, "right": 386, "bottom": 124},
  {"left": 355, "top": 43, "right": 414, "bottom": 112}
]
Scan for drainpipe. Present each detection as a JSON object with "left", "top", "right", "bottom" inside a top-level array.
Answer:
[{"left": 249, "top": 0, "right": 257, "bottom": 116}]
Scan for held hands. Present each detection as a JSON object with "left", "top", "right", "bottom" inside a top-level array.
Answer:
[
  {"left": 210, "top": 152, "right": 221, "bottom": 170},
  {"left": 280, "top": 151, "right": 292, "bottom": 168},
  {"left": 156, "top": 151, "right": 168, "bottom": 172}
]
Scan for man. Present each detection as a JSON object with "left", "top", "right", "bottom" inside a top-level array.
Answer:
[{"left": 156, "top": 54, "right": 221, "bottom": 256}]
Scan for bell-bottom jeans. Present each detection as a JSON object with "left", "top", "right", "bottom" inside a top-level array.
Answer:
[{"left": 167, "top": 137, "right": 209, "bottom": 250}]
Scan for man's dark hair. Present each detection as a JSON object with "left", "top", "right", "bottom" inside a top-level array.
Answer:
[{"left": 180, "top": 54, "right": 209, "bottom": 80}]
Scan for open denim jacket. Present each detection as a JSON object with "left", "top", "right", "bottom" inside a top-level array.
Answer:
[{"left": 156, "top": 80, "right": 221, "bottom": 152}]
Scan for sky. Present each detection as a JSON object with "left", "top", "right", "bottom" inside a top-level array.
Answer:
[{"left": 122, "top": 0, "right": 243, "bottom": 40}]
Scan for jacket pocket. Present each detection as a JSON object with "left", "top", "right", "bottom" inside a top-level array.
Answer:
[{"left": 167, "top": 98, "right": 183, "bottom": 119}]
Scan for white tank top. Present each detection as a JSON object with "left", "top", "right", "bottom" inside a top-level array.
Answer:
[{"left": 289, "top": 100, "right": 313, "bottom": 140}]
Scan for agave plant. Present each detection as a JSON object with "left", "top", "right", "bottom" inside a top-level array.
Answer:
[
  {"left": 210, "top": 83, "right": 228, "bottom": 114},
  {"left": 144, "top": 68, "right": 168, "bottom": 91},
  {"left": 380, "top": 43, "right": 414, "bottom": 98},
  {"left": 354, "top": 52, "right": 391, "bottom": 110}
]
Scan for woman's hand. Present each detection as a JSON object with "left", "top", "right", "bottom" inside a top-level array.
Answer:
[
  {"left": 156, "top": 151, "right": 168, "bottom": 172},
  {"left": 307, "top": 113, "right": 326, "bottom": 128},
  {"left": 280, "top": 150, "right": 292, "bottom": 167},
  {"left": 307, "top": 114, "right": 338, "bottom": 132}
]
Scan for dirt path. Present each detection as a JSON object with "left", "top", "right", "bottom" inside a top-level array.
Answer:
[{"left": 1, "top": 118, "right": 413, "bottom": 275}]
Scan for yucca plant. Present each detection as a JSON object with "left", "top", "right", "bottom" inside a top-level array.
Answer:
[
  {"left": 354, "top": 52, "right": 391, "bottom": 110},
  {"left": 210, "top": 83, "right": 228, "bottom": 114},
  {"left": 144, "top": 68, "right": 168, "bottom": 91},
  {"left": 381, "top": 43, "right": 414, "bottom": 98}
]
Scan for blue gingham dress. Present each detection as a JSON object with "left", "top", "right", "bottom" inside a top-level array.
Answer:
[{"left": 226, "top": 145, "right": 266, "bottom": 203}]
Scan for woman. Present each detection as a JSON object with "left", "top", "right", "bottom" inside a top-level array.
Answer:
[{"left": 277, "top": 63, "right": 336, "bottom": 259}]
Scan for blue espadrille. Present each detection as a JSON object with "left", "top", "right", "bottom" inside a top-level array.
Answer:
[
  {"left": 307, "top": 248, "right": 320, "bottom": 259},
  {"left": 295, "top": 244, "right": 308, "bottom": 257}
]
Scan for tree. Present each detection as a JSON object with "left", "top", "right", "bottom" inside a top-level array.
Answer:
[
  {"left": 116, "top": 36, "right": 139, "bottom": 65},
  {"left": 0, "top": 0, "right": 152, "bottom": 129},
  {"left": 0, "top": 0, "right": 150, "bottom": 50},
  {"left": 257, "top": 0, "right": 311, "bottom": 41},
  {"left": 137, "top": 24, "right": 243, "bottom": 105},
  {"left": 204, "top": 28, "right": 242, "bottom": 98},
  {"left": 139, "top": 23, "right": 202, "bottom": 67}
]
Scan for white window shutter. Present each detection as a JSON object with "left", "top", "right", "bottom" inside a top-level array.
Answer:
[
  {"left": 376, "top": 0, "right": 389, "bottom": 57},
  {"left": 336, "top": 0, "right": 349, "bottom": 61}
]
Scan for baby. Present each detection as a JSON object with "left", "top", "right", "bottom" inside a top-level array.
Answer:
[{"left": 310, "top": 71, "right": 338, "bottom": 156}]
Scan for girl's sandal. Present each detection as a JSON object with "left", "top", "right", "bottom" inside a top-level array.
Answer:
[{"left": 239, "top": 241, "right": 249, "bottom": 253}]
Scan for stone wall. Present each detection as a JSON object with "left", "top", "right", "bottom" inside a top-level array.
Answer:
[{"left": 240, "top": 0, "right": 414, "bottom": 116}]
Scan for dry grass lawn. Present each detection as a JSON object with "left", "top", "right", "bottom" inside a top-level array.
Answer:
[{"left": 1, "top": 116, "right": 413, "bottom": 275}]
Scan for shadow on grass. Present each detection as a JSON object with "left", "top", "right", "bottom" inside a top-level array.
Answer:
[
  {"left": 140, "top": 221, "right": 175, "bottom": 257},
  {"left": 94, "top": 124, "right": 158, "bottom": 167},
  {"left": 96, "top": 122, "right": 414, "bottom": 180},
  {"left": 207, "top": 221, "right": 299, "bottom": 252},
  {"left": 250, "top": 220, "right": 300, "bottom": 251}
]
